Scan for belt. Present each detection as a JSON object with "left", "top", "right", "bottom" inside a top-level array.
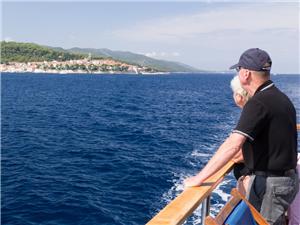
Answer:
[{"left": 252, "top": 169, "right": 296, "bottom": 177}]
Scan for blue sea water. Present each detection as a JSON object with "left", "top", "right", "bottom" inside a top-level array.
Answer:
[{"left": 1, "top": 73, "right": 300, "bottom": 225}]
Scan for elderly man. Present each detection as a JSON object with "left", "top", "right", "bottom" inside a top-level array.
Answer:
[{"left": 184, "top": 48, "right": 299, "bottom": 225}]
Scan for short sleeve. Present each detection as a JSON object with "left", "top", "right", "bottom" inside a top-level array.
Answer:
[{"left": 233, "top": 99, "right": 268, "bottom": 141}]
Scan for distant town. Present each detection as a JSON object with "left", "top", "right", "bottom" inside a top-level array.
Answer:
[
  {"left": 0, "top": 41, "right": 194, "bottom": 74},
  {"left": 0, "top": 58, "right": 169, "bottom": 75}
]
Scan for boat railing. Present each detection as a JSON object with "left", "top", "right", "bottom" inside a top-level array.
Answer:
[
  {"left": 146, "top": 160, "right": 235, "bottom": 225},
  {"left": 146, "top": 124, "right": 300, "bottom": 225}
]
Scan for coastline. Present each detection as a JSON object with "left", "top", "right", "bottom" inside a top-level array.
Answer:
[
  {"left": 0, "top": 70, "right": 171, "bottom": 75},
  {"left": 0, "top": 59, "right": 168, "bottom": 75},
  {"left": 2, "top": 71, "right": 299, "bottom": 76}
]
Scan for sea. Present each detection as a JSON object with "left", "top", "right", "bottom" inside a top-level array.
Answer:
[{"left": 1, "top": 72, "right": 300, "bottom": 225}]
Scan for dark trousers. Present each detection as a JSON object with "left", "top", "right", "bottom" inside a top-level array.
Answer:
[{"left": 248, "top": 174, "right": 299, "bottom": 225}]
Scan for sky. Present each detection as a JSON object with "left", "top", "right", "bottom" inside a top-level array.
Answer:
[{"left": 1, "top": 0, "right": 300, "bottom": 74}]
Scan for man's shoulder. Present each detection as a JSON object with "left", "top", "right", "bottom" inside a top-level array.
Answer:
[
  {"left": 252, "top": 85, "right": 288, "bottom": 105},
  {"left": 244, "top": 95, "right": 266, "bottom": 109}
]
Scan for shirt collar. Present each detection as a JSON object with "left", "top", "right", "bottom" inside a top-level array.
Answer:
[{"left": 254, "top": 80, "right": 274, "bottom": 95}]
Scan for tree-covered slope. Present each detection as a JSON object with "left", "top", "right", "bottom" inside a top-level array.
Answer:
[
  {"left": 1, "top": 41, "right": 202, "bottom": 72},
  {"left": 0, "top": 41, "right": 87, "bottom": 63}
]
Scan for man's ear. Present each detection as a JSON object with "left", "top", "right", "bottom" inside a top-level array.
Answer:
[
  {"left": 244, "top": 69, "right": 251, "bottom": 81},
  {"left": 239, "top": 70, "right": 251, "bottom": 85},
  {"left": 236, "top": 93, "right": 242, "bottom": 100},
  {"left": 234, "top": 94, "right": 244, "bottom": 108}
]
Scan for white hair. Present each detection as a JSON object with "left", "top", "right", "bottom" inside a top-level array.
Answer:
[{"left": 230, "top": 76, "right": 250, "bottom": 101}]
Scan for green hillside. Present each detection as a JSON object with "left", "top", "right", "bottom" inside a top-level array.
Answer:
[
  {"left": 0, "top": 41, "right": 87, "bottom": 63},
  {"left": 1, "top": 41, "right": 203, "bottom": 72},
  {"left": 66, "top": 47, "right": 201, "bottom": 72}
]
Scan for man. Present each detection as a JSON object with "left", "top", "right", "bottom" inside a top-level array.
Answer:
[{"left": 184, "top": 48, "right": 299, "bottom": 225}]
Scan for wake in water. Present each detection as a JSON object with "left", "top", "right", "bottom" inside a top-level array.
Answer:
[
  {"left": 159, "top": 142, "right": 236, "bottom": 225},
  {"left": 159, "top": 172, "right": 235, "bottom": 225}
]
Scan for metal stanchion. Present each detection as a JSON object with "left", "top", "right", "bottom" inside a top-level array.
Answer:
[{"left": 201, "top": 195, "right": 211, "bottom": 225}]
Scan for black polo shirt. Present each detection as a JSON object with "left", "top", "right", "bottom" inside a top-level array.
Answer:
[{"left": 233, "top": 80, "right": 297, "bottom": 172}]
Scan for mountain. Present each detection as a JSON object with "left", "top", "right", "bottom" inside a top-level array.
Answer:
[
  {"left": 0, "top": 41, "right": 87, "bottom": 63},
  {"left": 1, "top": 41, "right": 202, "bottom": 72},
  {"left": 60, "top": 47, "right": 202, "bottom": 72}
]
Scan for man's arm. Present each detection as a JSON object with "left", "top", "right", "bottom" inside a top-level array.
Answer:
[
  {"left": 232, "top": 148, "right": 244, "bottom": 163},
  {"left": 184, "top": 133, "right": 246, "bottom": 187}
]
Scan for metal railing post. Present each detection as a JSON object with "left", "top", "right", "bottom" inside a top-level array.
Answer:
[{"left": 201, "top": 195, "right": 211, "bottom": 225}]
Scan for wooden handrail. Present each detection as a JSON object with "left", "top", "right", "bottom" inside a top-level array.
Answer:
[
  {"left": 205, "top": 188, "right": 269, "bottom": 225},
  {"left": 146, "top": 160, "right": 235, "bottom": 225},
  {"left": 147, "top": 124, "right": 300, "bottom": 225},
  {"left": 231, "top": 189, "right": 269, "bottom": 225}
]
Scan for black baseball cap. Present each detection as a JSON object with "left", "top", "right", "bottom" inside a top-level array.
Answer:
[{"left": 230, "top": 48, "right": 272, "bottom": 71}]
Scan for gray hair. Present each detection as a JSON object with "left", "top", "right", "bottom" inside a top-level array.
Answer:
[{"left": 230, "top": 76, "right": 250, "bottom": 101}]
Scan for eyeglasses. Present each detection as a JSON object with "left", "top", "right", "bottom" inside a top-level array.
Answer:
[{"left": 235, "top": 66, "right": 242, "bottom": 72}]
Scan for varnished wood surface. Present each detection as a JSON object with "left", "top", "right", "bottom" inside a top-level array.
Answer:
[
  {"left": 205, "top": 192, "right": 240, "bottom": 225},
  {"left": 231, "top": 189, "right": 269, "bottom": 225},
  {"left": 205, "top": 189, "right": 269, "bottom": 225},
  {"left": 146, "top": 160, "right": 235, "bottom": 225}
]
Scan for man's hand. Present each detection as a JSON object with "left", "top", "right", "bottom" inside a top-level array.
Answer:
[{"left": 184, "top": 175, "right": 203, "bottom": 187}]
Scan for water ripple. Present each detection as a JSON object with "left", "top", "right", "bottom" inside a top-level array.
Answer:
[{"left": 2, "top": 73, "right": 299, "bottom": 225}]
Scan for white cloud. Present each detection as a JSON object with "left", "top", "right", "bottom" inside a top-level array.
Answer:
[
  {"left": 3, "top": 37, "right": 14, "bottom": 42},
  {"left": 112, "top": 2, "right": 299, "bottom": 73},
  {"left": 145, "top": 51, "right": 180, "bottom": 58},
  {"left": 112, "top": 3, "right": 298, "bottom": 44},
  {"left": 68, "top": 34, "right": 77, "bottom": 40}
]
